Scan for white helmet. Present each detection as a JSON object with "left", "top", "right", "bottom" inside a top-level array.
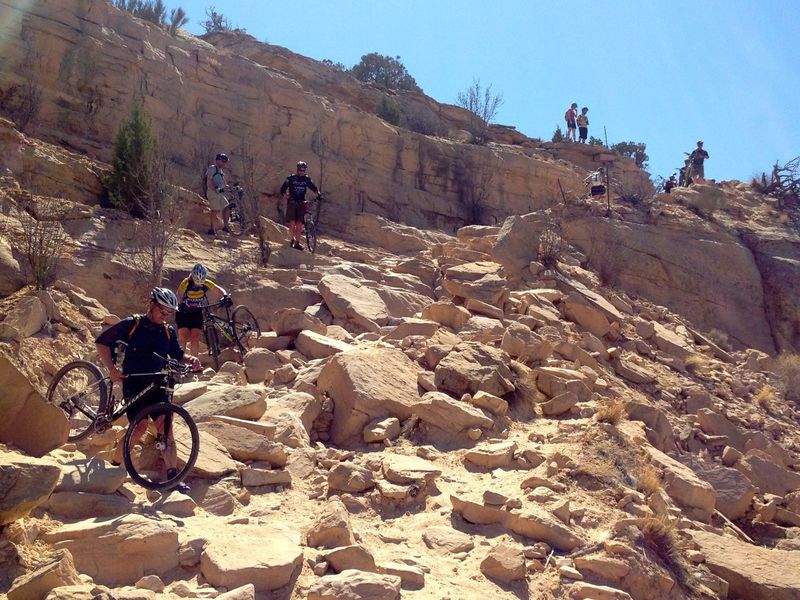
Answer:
[
  {"left": 151, "top": 287, "right": 178, "bottom": 311},
  {"left": 191, "top": 263, "right": 208, "bottom": 284}
]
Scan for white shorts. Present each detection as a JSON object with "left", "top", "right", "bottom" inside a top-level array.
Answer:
[{"left": 207, "top": 190, "right": 228, "bottom": 211}]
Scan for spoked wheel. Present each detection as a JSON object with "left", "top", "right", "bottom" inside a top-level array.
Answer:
[
  {"left": 123, "top": 403, "right": 199, "bottom": 491},
  {"left": 304, "top": 216, "right": 318, "bottom": 254},
  {"left": 204, "top": 325, "right": 220, "bottom": 370},
  {"left": 232, "top": 305, "right": 261, "bottom": 354},
  {"left": 223, "top": 204, "right": 244, "bottom": 236},
  {"left": 47, "top": 361, "right": 108, "bottom": 442}
]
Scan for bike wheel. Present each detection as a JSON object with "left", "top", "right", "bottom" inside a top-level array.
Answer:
[
  {"left": 231, "top": 305, "right": 261, "bottom": 353},
  {"left": 304, "top": 216, "right": 318, "bottom": 253},
  {"left": 223, "top": 205, "right": 244, "bottom": 236},
  {"left": 47, "top": 361, "right": 108, "bottom": 442},
  {"left": 204, "top": 325, "right": 220, "bottom": 370},
  {"left": 123, "top": 402, "right": 199, "bottom": 491}
]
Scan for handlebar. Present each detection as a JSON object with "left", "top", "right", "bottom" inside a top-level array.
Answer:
[{"left": 205, "top": 294, "right": 233, "bottom": 310}]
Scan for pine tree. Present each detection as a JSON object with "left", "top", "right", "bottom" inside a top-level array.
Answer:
[{"left": 104, "top": 103, "right": 158, "bottom": 217}]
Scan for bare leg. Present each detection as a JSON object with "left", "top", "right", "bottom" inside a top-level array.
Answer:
[
  {"left": 178, "top": 327, "right": 189, "bottom": 350},
  {"left": 113, "top": 418, "right": 149, "bottom": 464},
  {"left": 189, "top": 328, "right": 201, "bottom": 358}
]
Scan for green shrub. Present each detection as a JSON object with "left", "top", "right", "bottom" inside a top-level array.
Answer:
[
  {"left": 551, "top": 125, "right": 564, "bottom": 143},
  {"left": 376, "top": 96, "right": 401, "bottom": 126},
  {"left": 103, "top": 103, "right": 158, "bottom": 218},
  {"left": 350, "top": 53, "right": 421, "bottom": 92}
]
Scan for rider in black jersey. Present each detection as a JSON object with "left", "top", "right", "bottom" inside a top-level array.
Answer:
[{"left": 279, "top": 161, "right": 319, "bottom": 250}]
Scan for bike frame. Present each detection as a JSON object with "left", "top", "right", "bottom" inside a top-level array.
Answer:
[
  {"left": 202, "top": 299, "right": 242, "bottom": 353},
  {"left": 71, "top": 360, "right": 187, "bottom": 434}
]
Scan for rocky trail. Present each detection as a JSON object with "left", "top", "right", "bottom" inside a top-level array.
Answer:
[{"left": 3, "top": 140, "right": 800, "bottom": 599}]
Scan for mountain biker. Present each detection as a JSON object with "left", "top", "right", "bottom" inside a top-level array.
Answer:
[
  {"left": 280, "top": 160, "right": 320, "bottom": 250},
  {"left": 95, "top": 287, "right": 200, "bottom": 494},
  {"left": 206, "top": 153, "right": 231, "bottom": 236},
  {"left": 175, "top": 263, "right": 227, "bottom": 359},
  {"left": 688, "top": 141, "right": 709, "bottom": 183}
]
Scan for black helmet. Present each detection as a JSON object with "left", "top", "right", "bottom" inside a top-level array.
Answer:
[
  {"left": 216, "top": 153, "right": 229, "bottom": 162},
  {"left": 696, "top": 141, "right": 703, "bottom": 146},
  {"left": 151, "top": 287, "right": 178, "bottom": 311},
  {"left": 296, "top": 161, "right": 307, "bottom": 169}
]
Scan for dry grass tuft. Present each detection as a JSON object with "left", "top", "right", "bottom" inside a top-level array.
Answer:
[
  {"left": 595, "top": 400, "right": 626, "bottom": 425},
  {"left": 640, "top": 516, "right": 683, "bottom": 577},
  {"left": 754, "top": 385, "right": 777, "bottom": 410},
  {"left": 707, "top": 328, "right": 733, "bottom": 351},
  {"left": 774, "top": 353, "right": 800, "bottom": 403},
  {"left": 635, "top": 463, "right": 662, "bottom": 495},
  {"left": 684, "top": 354, "right": 711, "bottom": 376}
]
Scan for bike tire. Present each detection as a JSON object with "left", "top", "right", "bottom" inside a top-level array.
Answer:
[
  {"left": 231, "top": 305, "right": 261, "bottom": 354},
  {"left": 122, "top": 402, "right": 199, "bottom": 491},
  {"left": 47, "top": 361, "right": 108, "bottom": 442},
  {"left": 304, "top": 217, "right": 318, "bottom": 254},
  {"left": 204, "top": 324, "right": 220, "bottom": 370},
  {"left": 223, "top": 205, "right": 244, "bottom": 236}
]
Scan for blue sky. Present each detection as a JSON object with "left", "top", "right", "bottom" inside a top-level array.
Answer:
[{"left": 165, "top": 0, "right": 798, "bottom": 182}]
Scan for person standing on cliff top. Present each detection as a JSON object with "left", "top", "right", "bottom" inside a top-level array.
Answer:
[
  {"left": 576, "top": 107, "right": 589, "bottom": 143},
  {"left": 688, "top": 141, "right": 709, "bottom": 183},
  {"left": 565, "top": 103, "right": 578, "bottom": 142}
]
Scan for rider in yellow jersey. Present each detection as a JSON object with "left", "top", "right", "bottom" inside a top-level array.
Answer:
[{"left": 175, "top": 263, "right": 227, "bottom": 358}]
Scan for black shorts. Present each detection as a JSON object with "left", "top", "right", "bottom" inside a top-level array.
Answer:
[
  {"left": 123, "top": 375, "right": 168, "bottom": 421},
  {"left": 176, "top": 307, "right": 204, "bottom": 330},
  {"left": 579, "top": 127, "right": 588, "bottom": 140},
  {"left": 591, "top": 185, "right": 606, "bottom": 197},
  {"left": 567, "top": 120, "right": 577, "bottom": 130},
  {"left": 286, "top": 199, "right": 306, "bottom": 223}
]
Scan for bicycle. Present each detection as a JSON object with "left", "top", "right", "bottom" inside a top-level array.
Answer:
[
  {"left": 202, "top": 294, "right": 261, "bottom": 370},
  {"left": 303, "top": 193, "right": 323, "bottom": 253},
  {"left": 47, "top": 353, "right": 199, "bottom": 491},
  {"left": 222, "top": 183, "right": 246, "bottom": 236}
]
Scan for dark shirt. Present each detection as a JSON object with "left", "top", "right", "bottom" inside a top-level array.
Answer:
[
  {"left": 280, "top": 174, "right": 318, "bottom": 201},
  {"left": 690, "top": 149, "right": 709, "bottom": 166},
  {"left": 95, "top": 315, "right": 183, "bottom": 376}
]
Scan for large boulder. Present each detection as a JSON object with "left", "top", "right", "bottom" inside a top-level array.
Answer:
[
  {"left": 442, "top": 261, "right": 509, "bottom": 307},
  {"left": 317, "top": 347, "right": 422, "bottom": 445},
  {"left": 308, "top": 569, "right": 401, "bottom": 600},
  {"left": 415, "top": 392, "right": 494, "bottom": 433},
  {"left": 691, "top": 530, "right": 800, "bottom": 600},
  {"left": 270, "top": 307, "right": 327, "bottom": 337},
  {"left": 421, "top": 301, "right": 471, "bottom": 330},
  {"left": 197, "top": 421, "right": 288, "bottom": 465},
  {"left": 318, "top": 274, "right": 389, "bottom": 332},
  {"left": 0, "top": 450, "right": 61, "bottom": 525},
  {"left": 434, "top": 342, "right": 514, "bottom": 397},
  {"left": 0, "top": 353, "right": 69, "bottom": 456},
  {"left": 184, "top": 385, "right": 267, "bottom": 421},
  {"left": 306, "top": 497, "right": 356, "bottom": 549},
  {"left": 0, "top": 296, "right": 48, "bottom": 340},
  {"left": 644, "top": 447, "right": 716, "bottom": 520},
  {"left": 54, "top": 457, "right": 127, "bottom": 494},
  {"left": 296, "top": 330, "right": 353, "bottom": 359},
  {"left": 40, "top": 514, "right": 179, "bottom": 585},
  {"left": 201, "top": 525, "right": 303, "bottom": 592},
  {"left": 500, "top": 322, "right": 553, "bottom": 360},
  {"left": 6, "top": 549, "right": 81, "bottom": 600},
  {"left": 480, "top": 541, "right": 526, "bottom": 582},
  {"left": 0, "top": 237, "right": 25, "bottom": 296}
]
